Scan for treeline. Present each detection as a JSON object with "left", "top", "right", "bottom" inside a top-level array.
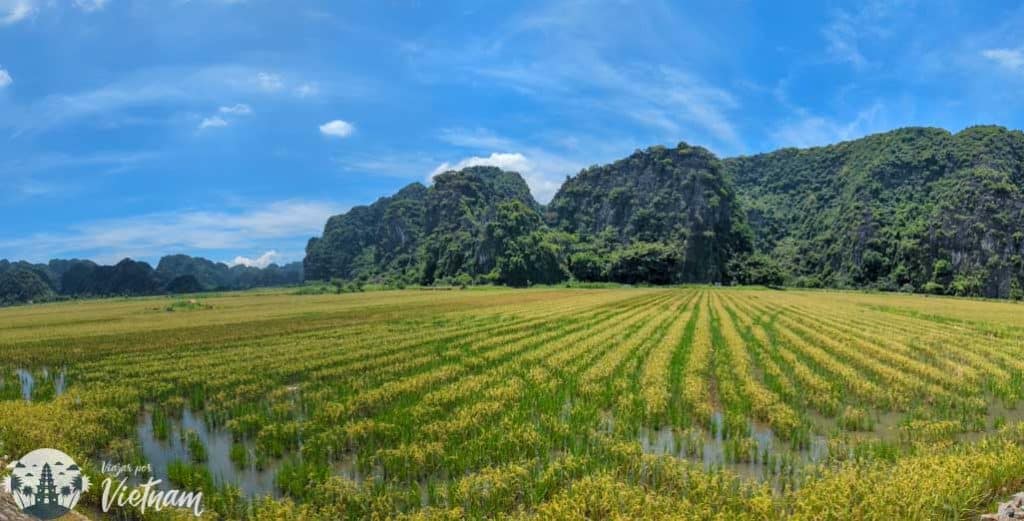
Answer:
[
  {"left": 305, "top": 125, "right": 1024, "bottom": 299},
  {"left": 0, "top": 255, "right": 302, "bottom": 306}
]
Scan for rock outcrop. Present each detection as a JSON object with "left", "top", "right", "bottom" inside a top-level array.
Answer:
[{"left": 981, "top": 492, "right": 1024, "bottom": 520}]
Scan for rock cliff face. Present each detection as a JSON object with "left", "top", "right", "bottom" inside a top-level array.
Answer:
[
  {"left": 304, "top": 182, "right": 429, "bottom": 282},
  {"left": 304, "top": 125, "right": 1024, "bottom": 297},
  {"left": 724, "top": 126, "right": 1024, "bottom": 297},
  {"left": 548, "top": 143, "right": 751, "bottom": 283},
  {"left": 304, "top": 166, "right": 546, "bottom": 284},
  {"left": 419, "top": 166, "right": 543, "bottom": 284}
]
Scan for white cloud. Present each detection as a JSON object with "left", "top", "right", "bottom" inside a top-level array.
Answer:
[
  {"left": 438, "top": 127, "right": 512, "bottom": 150},
  {"left": 198, "top": 116, "right": 228, "bottom": 129},
  {"left": 73, "top": 0, "right": 109, "bottom": 12},
  {"left": 822, "top": 10, "right": 868, "bottom": 68},
  {"left": 1, "top": 150, "right": 157, "bottom": 202},
  {"left": 429, "top": 150, "right": 572, "bottom": 203},
  {"left": 772, "top": 103, "right": 885, "bottom": 149},
  {"left": 218, "top": 103, "right": 252, "bottom": 115},
  {"left": 5, "top": 63, "right": 362, "bottom": 136},
  {"left": 820, "top": 2, "right": 902, "bottom": 70},
  {"left": 430, "top": 152, "right": 529, "bottom": 180},
  {"left": 0, "top": 68, "right": 11, "bottom": 88},
  {"left": 1, "top": 150, "right": 156, "bottom": 176},
  {"left": 0, "top": 0, "right": 35, "bottom": 25},
  {"left": 0, "top": 199, "right": 344, "bottom": 262},
  {"left": 7, "top": 65, "right": 309, "bottom": 135},
  {"left": 982, "top": 48, "right": 1024, "bottom": 71},
  {"left": 295, "top": 82, "right": 319, "bottom": 98},
  {"left": 255, "top": 72, "right": 283, "bottom": 92},
  {"left": 195, "top": 103, "right": 251, "bottom": 131},
  {"left": 432, "top": 127, "right": 601, "bottom": 203},
  {"left": 319, "top": 119, "right": 354, "bottom": 138},
  {"left": 426, "top": 3, "right": 743, "bottom": 153},
  {"left": 230, "top": 250, "right": 278, "bottom": 268},
  {"left": 475, "top": 62, "right": 741, "bottom": 151}
]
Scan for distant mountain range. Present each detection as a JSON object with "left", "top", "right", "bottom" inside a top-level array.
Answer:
[
  {"left": 305, "top": 125, "right": 1024, "bottom": 299},
  {"left": 0, "top": 254, "right": 302, "bottom": 305},
  {"left": 6, "top": 125, "right": 1022, "bottom": 305}
]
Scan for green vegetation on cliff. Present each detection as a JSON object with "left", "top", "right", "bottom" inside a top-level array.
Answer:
[
  {"left": 305, "top": 125, "right": 1024, "bottom": 298},
  {"left": 304, "top": 166, "right": 574, "bottom": 287},
  {"left": 304, "top": 148, "right": 751, "bottom": 287},
  {"left": 725, "top": 125, "right": 1024, "bottom": 297},
  {"left": 548, "top": 143, "right": 751, "bottom": 283},
  {"left": 13, "top": 125, "right": 1023, "bottom": 302},
  {"left": 0, "top": 254, "right": 303, "bottom": 306}
]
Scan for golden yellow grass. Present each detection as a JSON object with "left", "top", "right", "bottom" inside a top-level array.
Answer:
[{"left": 2, "top": 286, "right": 1024, "bottom": 520}]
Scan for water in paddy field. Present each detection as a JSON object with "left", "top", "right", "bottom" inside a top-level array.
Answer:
[
  {"left": 136, "top": 408, "right": 282, "bottom": 498},
  {"left": 135, "top": 407, "right": 398, "bottom": 500},
  {"left": 635, "top": 403, "right": 1024, "bottom": 484},
  {"left": 13, "top": 367, "right": 66, "bottom": 401},
  {"left": 332, "top": 453, "right": 436, "bottom": 507},
  {"left": 332, "top": 452, "right": 386, "bottom": 483},
  {"left": 16, "top": 368, "right": 30, "bottom": 400},
  {"left": 637, "top": 411, "right": 828, "bottom": 483}
]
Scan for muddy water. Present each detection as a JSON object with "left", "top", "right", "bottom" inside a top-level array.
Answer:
[
  {"left": 135, "top": 408, "right": 397, "bottom": 500},
  {"left": 14, "top": 367, "right": 66, "bottom": 401},
  {"left": 638, "top": 403, "right": 1024, "bottom": 483},
  {"left": 136, "top": 409, "right": 283, "bottom": 498},
  {"left": 638, "top": 412, "right": 828, "bottom": 481},
  {"left": 132, "top": 398, "right": 1024, "bottom": 497}
]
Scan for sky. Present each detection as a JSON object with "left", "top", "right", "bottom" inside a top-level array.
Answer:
[{"left": 1, "top": 0, "right": 1024, "bottom": 267}]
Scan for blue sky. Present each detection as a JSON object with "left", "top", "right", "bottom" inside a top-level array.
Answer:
[{"left": 1, "top": 0, "right": 1023, "bottom": 267}]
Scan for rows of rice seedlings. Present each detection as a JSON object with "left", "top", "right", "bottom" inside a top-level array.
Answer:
[
  {"left": 775, "top": 311, "right": 945, "bottom": 409},
  {"left": 773, "top": 296, "right": 1023, "bottom": 409},
  {"left": 10, "top": 287, "right": 1024, "bottom": 519},
  {"left": 812, "top": 300, "right": 1023, "bottom": 402},
  {"left": 716, "top": 296, "right": 805, "bottom": 437},
  {"left": 106, "top": 291, "right": 648, "bottom": 427},
  {"left": 711, "top": 294, "right": 800, "bottom": 441},
  {"left": 775, "top": 302, "right": 998, "bottom": 430},
  {"left": 640, "top": 294, "right": 697, "bottom": 426},
  {"left": 315, "top": 292, "right": 679, "bottom": 483},
  {"left": 725, "top": 296, "right": 901, "bottom": 437},
  {"left": 328, "top": 292, "right": 690, "bottom": 508},
  {"left": 678, "top": 293, "right": 714, "bottom": 429},
  {"left": 367, "top": 294, "right": 680, "bottom": 472},
  {"left": 788, "top": 304, "right": 983, "bottom": 391},
  {"left": 724, "top": 295, "right": 844, "bottom": 416},
  {"left": 727, "top": 293, "right": 1024, "bottom": 443},
  {"left": 594, "top": 296, "right": 699, "bottom": 441}
]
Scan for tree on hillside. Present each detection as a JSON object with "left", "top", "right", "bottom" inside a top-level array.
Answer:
[
  {"left": 607, "top": 242, "right": 681, "bottom": 285},
  {"left": 726, "top": 253, "right": 784, "bottom": 286},
  {"left": 166, "top": 274, "right": 203, "bottom": 294},
  {"left": 0, "top": 268, "right": 55, "bottom": 305}
]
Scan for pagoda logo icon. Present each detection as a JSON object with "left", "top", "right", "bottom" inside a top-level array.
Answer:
[{"left": 3, "top": 448, "right": 90, "bottom": 520}]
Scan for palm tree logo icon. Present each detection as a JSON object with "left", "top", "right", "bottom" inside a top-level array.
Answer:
[{"left": 3, "top": 448, "right": 90, "bottom": 520}]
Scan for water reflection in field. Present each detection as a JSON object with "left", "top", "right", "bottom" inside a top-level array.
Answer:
[
  {"left": 12, "top": 367, "right": 66, "bottom": 401},
  {"left": 136, "top": 408, "right": 282, "bottom": 497},
  {"left": 637, "top": 412, "right": 828, "bottom": 483}
]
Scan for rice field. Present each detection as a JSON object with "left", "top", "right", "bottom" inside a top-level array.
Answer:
[{"left": 4, "top": 287, "right": 1024, "bottom": 520}]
